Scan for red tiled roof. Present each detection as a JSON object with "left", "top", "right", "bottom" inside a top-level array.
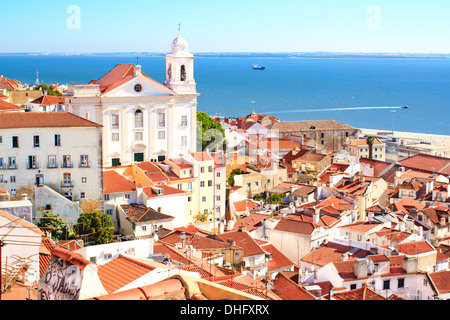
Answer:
[
  {"left": 272, "top": 272, "right": 316, "bottom": 300},
  {"left": 0, "top": 111, "right": 102, "bottom": 129},
  {"left": 399, "top": 154, "right": 450, "bottom": 174},
  {"left": 97, "top": 255, "right": 157, "bottom": 293},
  {"left": 428, "top": 270, "right": 450, "bottom": 294},
  {"left": 332, "top": 284, "right": 387, "bottom": 300},
  {"left": 391, "top": 240, "right": 436, "bottom": 256},
  {"left": 103, "top": 170, "right": 136, "bottom": 194},
  {"left": 0, "top": 100, "right": 25, "bottom": 111},
  {"left": 90, "top": 64, "right": 175, "bottom": 96},
  {"left": 30, "top": 95, "right": 65, "bottom": 105},
  {"left": 273, "top": 218, "right": 316, "bottom": 235},
  {"left": 259, "top": 241, "right": 295, "bottom": 271},
  {"left": 233, "top": 199, "right": 261, "bottom": 213},
  {"left": 301, "top": 242, "right": 370, "bottom": 267},
  {"left": 211, "top": 274, "right": 281, "bottom": 300},
  {"left": 218, "top": 231, "right": 265, "bottom": 257},
  {"left": 230, "top": 212, "right": 271, "bottom": 232},
  {"left": 143, "top": 184, "right": 185, "bottom": 197}
]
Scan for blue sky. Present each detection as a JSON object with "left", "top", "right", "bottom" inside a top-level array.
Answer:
[{"left": 1, "top": 0, "right": 449, "bottom": 53}]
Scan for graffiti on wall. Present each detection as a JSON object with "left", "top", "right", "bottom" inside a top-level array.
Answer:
[{"left": 38, "top": 255, "right": 83, "bottom": 300}]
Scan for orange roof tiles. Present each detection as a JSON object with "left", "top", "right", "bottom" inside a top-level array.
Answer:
[
  {"left": 301, "top": 242, "right": 370, "bottom": 267},
  {"left": 391, "top": 240, "right": 436, "bottom": 256},
  {"left": 218, "top": 230, "right": 265, "bottom": 257},
  {"left": 338, "top": 221, "right": 381, "bottom": 233},
  {"left": 97, "top": 255, "right": 157, "bottom": 293},
  {"left": 143, "top": 184, "right": 185, "bottom": 197},
  {"left": 30, "top": 95, "right": 65, "bottom": 105},
  {"left": 103, "top": 170, "right": 136, "bottom": 194},
  {"left": 273, "top": 218, "right": 316, "bottom": 235},
  {"left": 399, "top": 153, "right": 450, "bottom": 174},
  {"left": 233, "top": 199, "right": 261, "bottom": 213},
  {"left": 272, "top": 272, "right": 316, "bottom": 300},
  {"left": 0, "top": 100, "right": 25, "bottom": 111},
  {"left": 332, "top": 284, "right": 387, "bottom": 300},
  {"left": 0, "top": 111, "right": 102, "bottom": 129},
  {"left": 428, "top": 270, "right": 450, "bottom": 295}
]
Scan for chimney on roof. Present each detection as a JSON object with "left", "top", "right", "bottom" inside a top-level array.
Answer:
[
  {"left": 341, "top": 253, "right": 349, "bottom": 261},
  {"left": 238, "top": 226, "right": 247, "bottom": 232},
  {"left": 440, "top": 217, "right": 446, "bottom": 226},
  {"left": 367, "top": 212, "right": 373, "bottom": 222},
  {"left": 22, "top": 193, "right": 28, "bottom": 201},
  {"left": 403, "top": 255, "right": 418, "bottom": 273},
  {"left": 85, "top": 111, "right": 90, "bottom": 120},
  {"left": 354, "top": 258, "right": 368, "bottom": 279},
  {"left": 313, "top": 211, "right": 320, "bottom": 224}
]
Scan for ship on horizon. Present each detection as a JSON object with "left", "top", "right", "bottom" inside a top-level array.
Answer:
[{"left": 252, "top": 64, "right": 266, "bottom": 70}]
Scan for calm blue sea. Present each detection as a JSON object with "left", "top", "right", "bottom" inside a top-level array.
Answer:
[{"left": 0, "top": 55, "right": 449, "bottom": 135}]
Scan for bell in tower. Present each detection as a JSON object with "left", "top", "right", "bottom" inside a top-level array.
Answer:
[{"left": 164, "top": 25, "right": 196, "bottom": 94}]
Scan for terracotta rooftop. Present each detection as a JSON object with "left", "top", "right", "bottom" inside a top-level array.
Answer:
[
  {"left": 143, "top": 184, "right": 185, "bottom": 197},
  {"left": 0, "top": 100, "right": 25, "bottom": 111},
  {"left": 103, "top": 170, "right": 136, "bottom": 194},
  {"left": 387, "top": 240, "right": 436, "bottom": 256},
  {"left": 271, "top": 120, "right": 356, "bottom": 132},
  {"left": 97, "top": 255, "right": 161, "bottom": 293},
  {"left": 230, "top": 212, "right": 271, "bottom": 232},
  {"left": 272, "top": 272, "right": 316, "bottom": 300},
  {"left": 428, "top": 270, "right": 450, "bottom": 295},
  {"left": 30, "top": 95, "right": 65, "bottom": 105},
  {"left": 273, "top": 217, "right": 317, "bottom": 235},
  {"left": 399, "top": 153, "right": 450, "bottom": 174},
  {"left": 218, "top": 230, "right": 265, "bottom": 257},
  {"left": 301, "top": 242, "right": 370, "bottom": 267},
  {"left": 0, "top": 111, "right": 102, "bottom": 129},
  {"left": 338, "top": 221, "right": 381, "bottom": 234},
  {"left": 89, "top": 64, "right": 175, "bottom": 96},
  {"left": 120, "top": 204, "right": 175, "bottom": 223},
  {"left": 258, "top": 241, "right": 295, "bottom": 272},
  {"left": 332, "top": 284, "right": 387, "bottom": 300}
]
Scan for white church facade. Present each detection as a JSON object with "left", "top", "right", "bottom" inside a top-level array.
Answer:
[{"left": 65, "top": 29, "right": 199, "bottom": 167}]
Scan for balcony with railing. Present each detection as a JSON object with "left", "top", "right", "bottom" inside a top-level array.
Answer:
[
  {"left": 27, "top": 163, "right": 39, "bottom": 170},
  {"left": 61, "top": 180, "right": 75, "bottom": 188},
  {"left": 79, "top": 161, "right": 91, "bottom": 168},
  {"left": 47, "top": 162, "right": 59, "bottom": 169},
  {"left": 61, "top": 162, "right": 73, "bottom": 168},
  {"left": 7, "top": 164, "right": 18, "bottom": 170}
]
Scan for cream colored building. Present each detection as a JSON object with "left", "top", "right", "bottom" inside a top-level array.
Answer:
[
  {"left": 0, "top": 112, "right": 103, "bottom": 219},
  {"left": 343, "top": 138, "right": 386, "bottom": 161},
  {"left": 66, "top": 29, "right": 198, "bottom": 167}
]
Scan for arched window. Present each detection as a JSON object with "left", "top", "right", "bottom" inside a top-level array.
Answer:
[
  {"left": 135, "top": 109, "right": 143, "bottom": 128},
  {"left": 180, "top": 65, "right": 186, "bottom": 81}
]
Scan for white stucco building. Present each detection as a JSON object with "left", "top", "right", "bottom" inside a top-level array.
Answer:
[
  {"left": 0, "top": 112, "right": 103, "bottom": 222},
  {"left": 66, "top": 28, "right": 199, "bottom": 167}
]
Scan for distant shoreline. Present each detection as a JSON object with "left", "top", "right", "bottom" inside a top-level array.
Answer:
[{"left": 0, "top": 52, "right": 449, "bottom": 60}]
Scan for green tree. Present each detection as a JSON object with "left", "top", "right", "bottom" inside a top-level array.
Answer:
[
  {"left": 197, "top": 111, "right": 226, "bottom": 152},
  {"left": 228, "top": 169, "right": 244, "bottom": 187},
  {"left": 267, "top": 192, "right": 284, "bottom": 205},
  {"left": 366, "top": 136, "right": 375, "bottom": 159},
  {"left": 34, "top": 84, "right": 63, "bottom": 96},
  {"left": 253, "top": 193, "right": 264, "bottom": 201},
  {"left": 75, "top": 211, "right": 114, "bottom": 246},
  {"left": 37, "top": 210, "right": 70, "bottom": 241}
]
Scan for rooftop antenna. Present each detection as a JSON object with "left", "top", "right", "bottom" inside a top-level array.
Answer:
[{"left": 136, "top": 56, "right": 140, "bottom": 65}]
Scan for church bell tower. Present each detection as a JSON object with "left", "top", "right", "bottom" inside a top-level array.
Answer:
[{"left": 164, "top": 25, "right": 196, "bottom": 94}]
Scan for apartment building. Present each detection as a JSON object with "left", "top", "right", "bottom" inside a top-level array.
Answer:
[{"left": 0, "top": 112, "right": 103, "bottom": 216}]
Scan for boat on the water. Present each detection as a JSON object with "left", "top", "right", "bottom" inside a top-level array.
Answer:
[{"left": 252, "top": 64, "right": 266, "bottom": 70}]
